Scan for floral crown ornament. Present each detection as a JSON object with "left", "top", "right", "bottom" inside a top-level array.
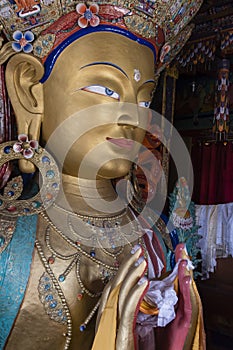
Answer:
[
  {"left": 76, "top": 3, "right": 100, "bottom": 28},
  {"left": 12, "top": 30, "right": 34, "bottom": 53},
  {"left": 0, "top": 1, "right": 203, "bottom": 75}
]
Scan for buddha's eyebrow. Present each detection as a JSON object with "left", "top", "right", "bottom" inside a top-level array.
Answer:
[
  {"left": 80, "top": 62, "right": 129, "bottom": 78},
  {"left": 142, "top": 79, "right": 156, "bottom": 85}
]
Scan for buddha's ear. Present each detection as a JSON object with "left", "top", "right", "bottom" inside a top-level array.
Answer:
[{"left": 5, "top": 53, "right": 44, "bottom": 173}]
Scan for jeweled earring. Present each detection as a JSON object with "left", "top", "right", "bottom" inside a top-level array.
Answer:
[{"left": 0, "top": 134, "right": 60, "bottom": 216}]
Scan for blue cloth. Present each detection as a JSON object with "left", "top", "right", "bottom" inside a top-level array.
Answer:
[
  {"left": 0, "top": 215, "right": 38, "bottom": 349},
  {"left": 169, "top": 229, "right": 180, "bottom": 250}
]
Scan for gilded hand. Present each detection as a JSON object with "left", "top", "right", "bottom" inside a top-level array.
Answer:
[{"left": 93, "top": 245, "right": 148, "bottom": 350}]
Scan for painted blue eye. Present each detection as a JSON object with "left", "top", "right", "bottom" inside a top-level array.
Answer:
[
  {"left": 82, "top": 85, "right": 120, "bottom": 100},
  {"left": 138, "top": 101, "right": 151, "bottom": 108},
  {"left": 105, "top": 88, "right": 114, "bottom": 96}
]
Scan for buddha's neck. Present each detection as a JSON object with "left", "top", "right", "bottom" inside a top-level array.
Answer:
[{"left": 57, "top": 173, "right": 125, "bottom": 217}]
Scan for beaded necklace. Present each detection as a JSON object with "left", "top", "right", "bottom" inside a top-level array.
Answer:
[
  {"left": 37, "top": 210, "right": 145, "bottom": 344},
  {"left": 51, "top": 203, "right": 143, "bottom": 258}
]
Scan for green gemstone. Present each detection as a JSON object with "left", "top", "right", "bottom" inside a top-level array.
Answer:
[{"left": 32, "top": 201, "right": 41, "bottom": 208}]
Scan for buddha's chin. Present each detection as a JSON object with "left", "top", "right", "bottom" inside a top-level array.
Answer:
[
  {"left": 61, "top": 157, "right": 133, "bottom": 180},
  {"left": 74, "top": 160, "right": 132, "bottom": 180},
  {"left": 97, "top": 159, "right": 132, "bottom": 180}
]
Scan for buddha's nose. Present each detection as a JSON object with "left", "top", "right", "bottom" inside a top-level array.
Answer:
[
  {"left": 117, "top": 104, "right": 140, "bottom": 128},
  {"left": 117, "top": 114, "right": 139, "bottom": 128}
]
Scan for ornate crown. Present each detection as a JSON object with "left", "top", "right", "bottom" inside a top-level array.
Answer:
[{"left": 0, "top": 0, "right": 203, "bottom": 72}]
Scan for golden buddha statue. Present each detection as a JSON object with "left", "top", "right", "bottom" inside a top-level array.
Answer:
[{"left": 0, "top": 1, "right": 205, "bottom": 349}]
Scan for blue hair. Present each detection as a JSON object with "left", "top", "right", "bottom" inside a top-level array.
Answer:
[{"left": 40, "top": 25, "right": 157, "bottom": 83}]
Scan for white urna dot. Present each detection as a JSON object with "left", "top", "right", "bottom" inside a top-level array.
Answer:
[{"left": 134, "top": 69, "right": 141, "bottom": 82}]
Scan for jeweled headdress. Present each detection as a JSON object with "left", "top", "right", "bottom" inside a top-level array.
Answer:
[{"left": 0, "top": 0, "right": 203, "bottom": 76}]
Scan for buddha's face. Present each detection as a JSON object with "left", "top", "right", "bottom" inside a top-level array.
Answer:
[{"left": 42, "top": 32, "right": 155, "bottom": 179}]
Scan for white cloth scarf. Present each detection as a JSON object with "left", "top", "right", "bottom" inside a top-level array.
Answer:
[{"left": 195, "top": 202, "right": 233, "bottom": 279}]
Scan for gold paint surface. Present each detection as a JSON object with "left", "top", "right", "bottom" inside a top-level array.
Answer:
[
  {"left": 3, "top": 29, "right": 205, "bottom": 350},
  {"left": 6, "top": 215, "right": 132, "bottom": 349},
  {"left": 42, "top": 32, "right": 155, "bottom": 178}
]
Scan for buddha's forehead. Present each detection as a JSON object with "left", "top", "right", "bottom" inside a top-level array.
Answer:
[{"left": 44, "top": 32, "right": 155, "bottom": 83}]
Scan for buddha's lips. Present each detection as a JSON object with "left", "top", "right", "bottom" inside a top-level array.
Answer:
[{"left": 106, "top": 137, "right": 134, "bottom": 150}]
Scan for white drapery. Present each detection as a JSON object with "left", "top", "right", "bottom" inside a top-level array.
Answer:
[{"left": 195, "top": 203, "right": 233, "bottom": 279}]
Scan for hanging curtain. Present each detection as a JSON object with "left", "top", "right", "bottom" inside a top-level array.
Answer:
[{"left": 191, "top": 142, "right": 233, "bottom": 204}]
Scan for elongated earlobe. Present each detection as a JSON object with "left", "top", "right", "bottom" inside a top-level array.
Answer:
[{"left": 5, "top": 53, "right": 44, "bottom": 173}]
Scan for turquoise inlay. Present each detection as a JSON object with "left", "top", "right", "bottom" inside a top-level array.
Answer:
[{"left": 0, "top": 215, "right": 38, "bottom": 349}]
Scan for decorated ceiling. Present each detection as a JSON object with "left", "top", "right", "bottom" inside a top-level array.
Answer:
[
  {"left": 173, "top": 0, "right": 233, "bottom": 135},
  {"left": 177, "top": 0, "right": 233, "bottom": 72}
]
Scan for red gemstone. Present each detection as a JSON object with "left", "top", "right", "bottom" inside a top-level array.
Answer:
[
  {"left": 48, "top": 256, "right": 55, "bottom": 264},
  {"left": 76, "top": 241, "right": 81, "bottom": 246},
  {"left": 19, "top": 38, "right": 27, "bottom": 47},
  {"left": 114, "top": 261, "right": 119, "bottom": 267},
  {"left": 77, "top": 293, "right": 83, "bottom": 301},
  {"left": 7, "top": 206, "right": 17, "bottom": 212}
]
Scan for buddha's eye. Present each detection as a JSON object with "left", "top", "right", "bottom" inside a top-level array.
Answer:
[
  {"left": 82, "top": 85, "right": 120, "bottom": 100},
  {"left": 138, "top": 101, "right": 151, "bottom": 108}
]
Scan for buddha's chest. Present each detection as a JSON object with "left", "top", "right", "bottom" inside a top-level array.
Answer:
[{"left": 5, "top": 216, "right": 123, "bottom": 350}]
